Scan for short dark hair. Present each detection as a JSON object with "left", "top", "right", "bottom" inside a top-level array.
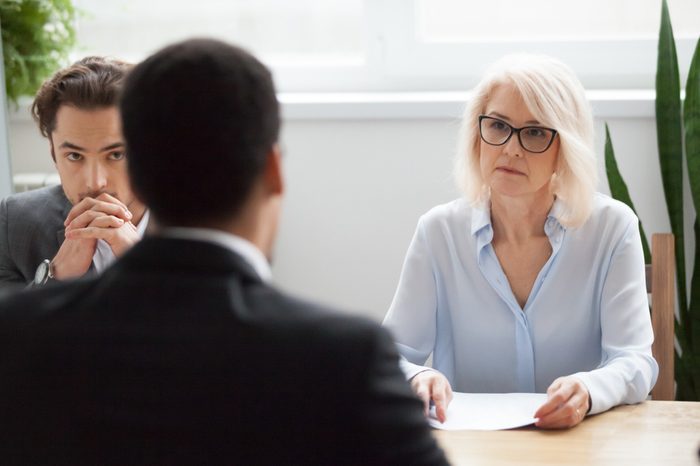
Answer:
[
  {"left": 120, "top": 38, "right": 280, "bottom": 227},
  {"left": 32, "top": 56, "right": 131, "bottom": 138}
]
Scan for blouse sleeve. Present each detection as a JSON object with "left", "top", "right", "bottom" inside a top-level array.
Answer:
[
  {"left": 383, "top": 218, "right": 439, "bottom": 380},
  {"left": 572, "top": 217, "right": 659, "bottom": 414}
]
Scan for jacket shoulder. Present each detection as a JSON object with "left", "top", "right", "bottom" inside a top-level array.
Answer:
[
  {"left": 2, "top": 186, "right": 69, "bottom": 228},
  {"left": 2, "top": 185, "right": 67, "bottom": 212}
]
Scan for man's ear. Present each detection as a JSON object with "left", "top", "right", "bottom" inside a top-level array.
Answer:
[{"left": 263, "top": 143, "right": 284, "bottom": 196}]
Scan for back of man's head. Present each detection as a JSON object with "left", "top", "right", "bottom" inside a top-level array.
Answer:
[
  {"left": 32, "top": 56, "right": 130, "bottom": 140},
  {"left": 120, "top": 38, "right": 281, "bottom": 227}
]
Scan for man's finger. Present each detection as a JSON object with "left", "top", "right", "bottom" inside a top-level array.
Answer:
[
  {"left": 64, "top": 198, "right": 96, "bottom": 225},
  {"left": 69, "top": 213, "right": 125, "bottom": 232},
  {"left": 66, "top": 226, "right": 117, "bottom": 241},
  {"left": 65, "top": 198, "right": 131, "bottom": 225},
  {"left": 66, "top": 210, "right": 115, "bottom": 230},
  {"left": 95, "top": 192, "right": 128, "bottom": 211}
]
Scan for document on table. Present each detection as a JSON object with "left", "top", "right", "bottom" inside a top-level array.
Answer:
[{"left": 428, "top": 392, "right": 548, "bottom": 431}]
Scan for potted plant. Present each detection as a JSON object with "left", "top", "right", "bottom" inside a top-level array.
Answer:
[{"left": 606, "top": 0, "right": 700, "bottom": 401}]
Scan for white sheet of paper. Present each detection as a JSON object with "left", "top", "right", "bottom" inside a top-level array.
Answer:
[{"left": 428, "top": 392, "right": 548, "bottom": 431}]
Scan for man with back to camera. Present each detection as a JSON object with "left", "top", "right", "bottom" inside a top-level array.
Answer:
[
  {"left": 0, "top": 57, "right": 148, "bottom": 294},
  {"left": 0, "top": 39, "right": 449, "bottom": 465}
]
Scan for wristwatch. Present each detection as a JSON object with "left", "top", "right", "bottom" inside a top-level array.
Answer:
[{"left": 34, "top": 259, "right": 55, "bottom": 286}]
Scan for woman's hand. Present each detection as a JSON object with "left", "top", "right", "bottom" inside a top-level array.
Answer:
[
  {"left": 534, "top": 376, "right": 590, "bottom": 429},
  {"left": 410, "top": 370, "right": 453, "bottom": 423}
]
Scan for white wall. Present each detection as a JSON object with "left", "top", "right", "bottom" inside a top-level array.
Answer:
[
  {"left": 276, "top": 118, "right": 460, "bottom": 318},
  {"left": 7, "top": 100, "right": 678, "bottom": 323}
]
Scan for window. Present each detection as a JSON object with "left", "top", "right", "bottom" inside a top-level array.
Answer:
[
  {"left": 75, "top": 0, "right": 364, "bottom": 64},
  {"left": 418, "top": 0, "right": 700, "bottom": 41},
  {"left": 73, "top": 0, "right": 699, "bottom": 92}
]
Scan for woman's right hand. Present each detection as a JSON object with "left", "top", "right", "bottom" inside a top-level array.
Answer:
[{"left": 410, "top": 370, "right": 453, "bottom": 423}]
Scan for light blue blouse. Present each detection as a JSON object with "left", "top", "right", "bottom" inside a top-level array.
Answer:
[{"left": 383, "top": 193, "right": 658, "bottom": 415}]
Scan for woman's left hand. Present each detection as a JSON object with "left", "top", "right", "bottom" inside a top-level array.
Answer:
[{"left": 534, "top": 376, "right": 590, "bottom": 429}]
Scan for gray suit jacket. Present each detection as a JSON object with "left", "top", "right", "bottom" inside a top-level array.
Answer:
[{"left": 0, "top": 185, "right": 71, "bottom": 293}]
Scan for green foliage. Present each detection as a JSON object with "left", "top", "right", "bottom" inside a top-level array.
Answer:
[
  {"left": 682, "top": 36, "right": 700, "bottom": 401},
  {"left": 0, "top": 0, "right": 76, "bottom": 106},
  {"left": 655, "top": 0, "right": 686, "bottom": 318},
  {"left": 604, "top": 123, "right": 651, "bottom": 263},
  {"left": 606, "top": 0, "right": 700, "bottom": 400}
]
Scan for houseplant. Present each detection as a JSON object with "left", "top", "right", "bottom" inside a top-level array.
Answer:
[
  {"left": 0, "top": 0, "right": 77, "bottom": 106},
  {"left": 606, "top": 0, "right": 700, "bottom": 400}
]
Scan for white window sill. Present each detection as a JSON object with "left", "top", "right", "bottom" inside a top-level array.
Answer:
[
  {"left": 279, "top": 90, "right": 655, "bottom": 120},
  {"left": 8, "top": 90, "right": 655, "bottom": 122}
]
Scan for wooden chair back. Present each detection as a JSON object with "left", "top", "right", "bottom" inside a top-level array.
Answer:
[{"left": 645, "top": 233, "right": 675, "bottom": 400}]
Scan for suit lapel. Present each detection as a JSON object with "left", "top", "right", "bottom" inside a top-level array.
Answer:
[{"left": 55, "top": 190, "right": 71, "bottom": 249}]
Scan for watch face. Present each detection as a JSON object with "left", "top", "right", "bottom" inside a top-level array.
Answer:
[{"left": 34, "top": 260, "right": 50, "bottom": 285}]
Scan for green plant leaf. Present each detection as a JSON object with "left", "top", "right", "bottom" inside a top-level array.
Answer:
[
  {"left": 684, "top": 36, "right": 700, "bottom": 398},
  {"left": 675, "top": 350, "right": 694, "bottom": 400},
  {"left": 0, "top": 0, "right": 77, "bottom": 105},
  {"left": 656, "top": 0, "right": 687, "bottom": 326},
  {"left": 604, "top": 123, "right": 651, "bottom": 263}
]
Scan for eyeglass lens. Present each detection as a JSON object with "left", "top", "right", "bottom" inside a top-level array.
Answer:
[{"left": 480, "top": 116, "right": 554, "bottom": 153}]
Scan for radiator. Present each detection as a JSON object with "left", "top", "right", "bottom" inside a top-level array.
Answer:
[{"left": 12, "top": 172, "right": 61, "bottom": 192}]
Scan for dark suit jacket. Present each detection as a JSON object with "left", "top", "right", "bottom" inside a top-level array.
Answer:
[
  {"left": 0, "top": 237, "right": 448, "bottom": 466},
  {"left": 0, "top": 185, "right": 71, "bottom": 293}
]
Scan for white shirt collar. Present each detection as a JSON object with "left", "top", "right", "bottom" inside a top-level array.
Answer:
[
  {"left": 159, "top": 227, "right": 272, "bottom": 282},
  {"left": 136, "top": 210, "right": 150, "bottom": 236},
  {"left": 470, "top": 197, "right": 567, "bottom": 256},
  {"left": 470, "top": 197, "right": 566, "bottom": 236}
]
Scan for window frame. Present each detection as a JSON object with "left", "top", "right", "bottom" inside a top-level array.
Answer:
[{"left": 69, "top": 0, "right": 699, "bottom": 93}]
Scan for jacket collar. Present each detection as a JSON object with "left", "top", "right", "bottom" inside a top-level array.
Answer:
[{"left": 110, "top": 236, "right": 264, "bottom": 284}]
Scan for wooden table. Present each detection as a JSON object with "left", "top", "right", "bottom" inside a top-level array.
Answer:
[{"left": 434, "top": 401, "right": 700, "bottom": 466}]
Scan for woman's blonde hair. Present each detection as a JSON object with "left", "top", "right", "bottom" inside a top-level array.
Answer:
[{"left": 454, "top": 54, "right": 598, "bottom": 227}]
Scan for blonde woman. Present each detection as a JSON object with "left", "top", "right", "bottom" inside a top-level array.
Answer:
[{"left": 383, "top": 55, "right": 658, "bottom": 429}]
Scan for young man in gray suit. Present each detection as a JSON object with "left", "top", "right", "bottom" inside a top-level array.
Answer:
[
  {"left": 0, "top": 39, "right": 449, "bottom": 465},
  {"left": 0, "top": 57, "right": 148, "bottom": 294}
]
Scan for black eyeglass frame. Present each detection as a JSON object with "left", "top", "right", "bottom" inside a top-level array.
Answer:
[{"left": 478, "top": 115, "right": 558, "bottom": 154}]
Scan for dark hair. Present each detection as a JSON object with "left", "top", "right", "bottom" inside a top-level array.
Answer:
[
  {"left": 120, "top": 38, "right": 280, "bottom": 226},
  {"left": 31, "top": 56, "right": 131, "bottom": 138}
]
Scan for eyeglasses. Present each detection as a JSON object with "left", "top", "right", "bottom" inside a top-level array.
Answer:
[{"left": 478, "top": 115, "right": 558, "bottom": 154}]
